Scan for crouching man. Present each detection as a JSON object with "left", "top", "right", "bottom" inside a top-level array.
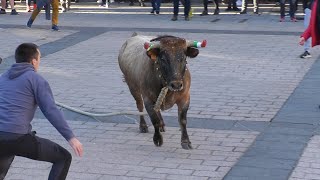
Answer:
[{"left": 0, "top": 43, "right": 83, "bottom": 180}]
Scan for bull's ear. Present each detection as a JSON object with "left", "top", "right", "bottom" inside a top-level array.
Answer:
[
  {"left": 147, "top": 48, "right": 160, "bottom": 61},
  {"left": 186, "top": 47, "right": 199, "bottom": 58}
]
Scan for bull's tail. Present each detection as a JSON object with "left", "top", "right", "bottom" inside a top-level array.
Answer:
[{"left": 131, "top": 32, "right": 138, "bottom": 37}]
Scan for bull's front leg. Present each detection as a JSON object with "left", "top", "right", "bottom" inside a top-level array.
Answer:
[
  {"left": 144, "top": 100, "right": 163, "bottom": 147},
  {"left": 156, "top": 111, "right": 166, "bottom": 132},
  {"left": 178, "top": 99, "right": 192, "bottom": 150}
]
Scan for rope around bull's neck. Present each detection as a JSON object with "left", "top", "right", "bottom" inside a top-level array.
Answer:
[{"left": 153, "top": 86, "right": 169, "bottom": 112}]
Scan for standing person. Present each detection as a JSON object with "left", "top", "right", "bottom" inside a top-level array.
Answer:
[
  {"left": 0, "top": 0, "right": 18, "bottom": 15},
  {"left": 26, "top": 0, "right": 36, "bottom": 12},
  {"left": 61, "top": 0, "right": 71, "bottom": 12},
  {"left": 300, "top": 0, "right": 313, "bottom": 58},
  {"left": 299, "top": 0, "right": 319, "bottom": 51},
  {"left": 172, "top": 0, "right": 190, "bottom": 21},
  {"left": 0, "top": 43, "right": 83, "bottom": 180},
  {"left": 129, "top": 0, "right": 145, "bottom": 6},
  {"left": 225, "top": 0, "right": 241, "bottom": 11},
  {"left": 150, "top": 0, "right": 161, "bottom": 15},
  {"left": 279, "top": 0, "right": 297, "bottom": 21},
  {"left": 239, "top": 0, "right": 259, "bottom": 14},
  {"left": 200, "top": 0, "right": 220, "bottom": 15},
  {"left": 99, "top": 0, "right": 109, "bottom": 7},
  {"left": 26, "top": 0, "right": 60, "bottom": 31}
]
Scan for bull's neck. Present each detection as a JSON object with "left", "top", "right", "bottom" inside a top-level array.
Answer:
[{"left": 153, "top": 59, "right": 167, "bottom": 88}]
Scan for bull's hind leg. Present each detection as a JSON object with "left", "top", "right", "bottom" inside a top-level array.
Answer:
[
  {"left": 126, "top": 84, "right": 148, "bottom": 133},
  {"left": 177, "top": 97, "right": 192, "bottom": 150}
]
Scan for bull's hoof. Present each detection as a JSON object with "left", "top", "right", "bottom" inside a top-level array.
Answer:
[
  {"left": 140, "top": 126, "right": 148, "bottom": 133},
  {"left": 153, "top": 133, "right": 163, "bottom": 147},
  {"left": 181, "top": 142, "right": 193, "bottom": 150},
  {"left": 159, "top": 125, "right": 166, "bottom": 132}
]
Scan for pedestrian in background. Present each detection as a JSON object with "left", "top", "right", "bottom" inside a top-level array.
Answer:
[
  {"left": 299, "top": 0, "right": 313, "bottom": 58},
  {"left": 200, "top": 0, "right": 220, "bottom": 15},
  {"left": 0, "top": 0, "right": 18, "bottom": 15},
  {"left": 225, "top": 0, "right": 241, "bottom": 11},
  {"left": 150, "top": 0, "right": 161, "bottom": 15},
  {"left": 300, "top": 0, "right": 320, "bottom": 51},
  {"left": 27, "top": 0, "right": 61, "bottom": 31},
  {"left": 279, "top": 0, "right": 297, "bottom": 21},
  {"left": 240, "top": 0, "right": 259, "bottom": 14},
  {"left": 172, "top": 0, "right": 190, "bottom": 21}
]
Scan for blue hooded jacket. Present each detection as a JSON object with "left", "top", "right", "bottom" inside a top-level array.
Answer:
[{"left": 0, "top": 63, "right": 75, "bottom": 141}]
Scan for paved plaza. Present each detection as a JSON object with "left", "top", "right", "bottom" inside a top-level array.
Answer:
[{"left": 1, "top": 2, "right": 320, "bottom": 179}]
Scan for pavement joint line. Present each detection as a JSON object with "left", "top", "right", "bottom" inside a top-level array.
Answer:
[{"left": 0, "top": 24, "right": 302, "bottom": 36}]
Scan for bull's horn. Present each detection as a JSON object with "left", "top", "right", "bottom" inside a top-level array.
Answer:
[
  {"left": 186, "top": 40, "right": 207, "bottom": 48},
  {"left": 144, "top": 42, "right": 161, "bottom": 51}
]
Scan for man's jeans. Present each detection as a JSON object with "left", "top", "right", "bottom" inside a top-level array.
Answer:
[
  {"left": 0, "top": 132, "right": 72, "bottom": 180},
  {"left": 280, "top": 0, "right": 296, "bottom": 18},
  {"left": 304, "top": 8, "right": 311, "bottom": 52}
]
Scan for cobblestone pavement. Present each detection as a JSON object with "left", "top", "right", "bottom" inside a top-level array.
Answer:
[
  {"left": 290, "top": 136, "right": 320, "bottom": 180},
  {"left": 1, "top": 2, "right": 320, "bottom": 180}
]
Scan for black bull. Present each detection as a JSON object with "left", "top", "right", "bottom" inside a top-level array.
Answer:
[{"left": 118, "top": 34, "right": 206, "bottom": 149}]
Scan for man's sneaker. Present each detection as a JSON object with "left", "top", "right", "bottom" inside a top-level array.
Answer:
[
  {"left": 253, "top": 11, "right": 260, "bottom": 15},
  {"left": 300, "top": 51, "right": 311, "bottom": 58},
  {"left": 26, "top": 19, "right": 33, "bottom": 28},
  {"left": 291, "top": 17, "right": 297, "bottom": 22},
  {"left": 200, "top": 10, "right": 208, "bottom": 16},
  {"left": 185, "top": 16, "right": 190, "bottom": 21},
  {"left": 233, "top": 7, "right": 241, "bottom": 11},
  {"left": 171, "top": 15, "right": 178, "bottom": 21},
  {"left": 150, "top": 10, "right": 155, "bottom": 14},
  {"left": 213, "top": 8, "right": 220, "bottom": 15},
  {"left": 10, "top": 9, "right": 18, "bottom": 15},
  {"left": 139, "top": 2, "right": 145, "bottom": 7},
  {"left": 239, "top": 11, "right": 247, "bottom": 14},
  {"left": 189, "top": 8, "right": 193, "bottom": 17},
  {"left": 279, "top": 17, "right": 285, "bottom": 22},
  {"left": 52, "top": 25, "right": 60, "bottom": 31},
  {"left": 0, "top": 9, "right": 6, "bottom": 14},
  {"left": 225, "top": 7, "right": 233, "bottom": 11}
]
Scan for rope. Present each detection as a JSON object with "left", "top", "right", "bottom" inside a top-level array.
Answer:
[
  {"left": 55, "top": 87, "right": 168, "bottom": 118},
  {"left": 153, "top": 87, "right": 169, "bottom": 111},
  {"left": 55, "top": 101, "right": 147, "bottom": 117}
]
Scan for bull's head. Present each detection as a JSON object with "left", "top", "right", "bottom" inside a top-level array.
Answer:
[{"left": 144, "top": 36, "right": 206, "bottom": 91}]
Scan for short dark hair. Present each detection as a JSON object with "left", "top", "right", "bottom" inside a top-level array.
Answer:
[{"left": 15, "top": 43, "right": 39, "bottom": 63}]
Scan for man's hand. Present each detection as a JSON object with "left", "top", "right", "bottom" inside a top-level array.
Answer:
[
  {"left": 68, "top": 137, "right": 83, "bottom": 157},
  {"left": 299, "top": 37, "right": 306, "bottom": 46}
]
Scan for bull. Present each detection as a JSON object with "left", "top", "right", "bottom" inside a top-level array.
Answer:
[{"left": 118, "top": 33, "right": 206, "bottom": 149}]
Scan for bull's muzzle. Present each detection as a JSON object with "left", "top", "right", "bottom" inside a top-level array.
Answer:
[{"left": 169, "top": 80, "right": 183, "bottom": 91}]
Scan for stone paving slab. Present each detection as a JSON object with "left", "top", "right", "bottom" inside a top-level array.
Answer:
[
  {"left": 0, "top": 28, "right": 75, "bottom": 59},
  {"left": 5, "top": 118, "right": 259, "bottom": 180},
  {"left": 289, "top": 135, "right": 320, "bottom": 180}
]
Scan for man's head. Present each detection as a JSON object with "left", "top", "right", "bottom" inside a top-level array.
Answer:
[{"left": 15, "top": 43, "right": 41, "bottom": 71}]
